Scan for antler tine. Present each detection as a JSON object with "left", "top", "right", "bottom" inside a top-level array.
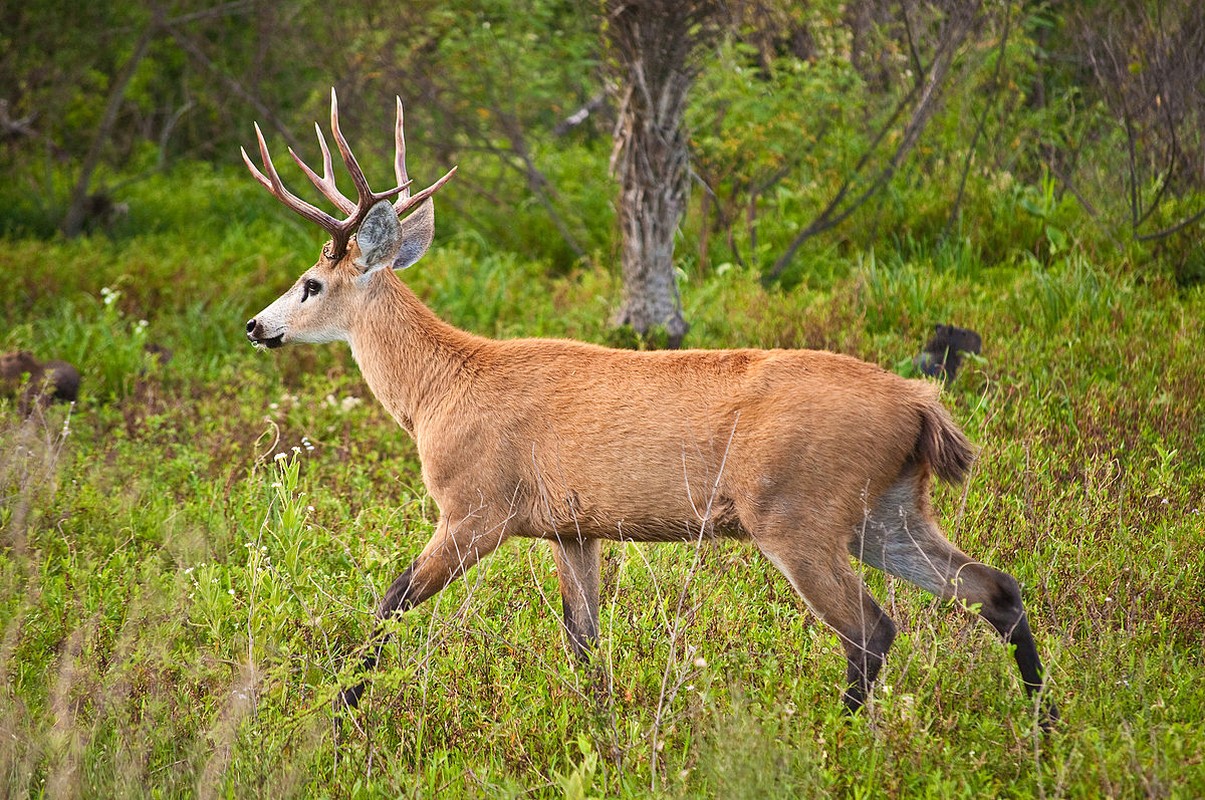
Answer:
[
  {"left": 244, "top": 89, "right": 456, "bottom": 258},
  {"left": 391, "top": 96, "right": 459, "bottom": 218},
  {"left": 245, "top": 122, "right": 344, "bottom": 235},
  {"left": 394, "top": 96, "right": 411, "bottom": 205},
  {"left": 288, "top": 123, "right": 357, "bottom": 216},
  {"left": 328, "top": 89, "right": 412, "bottom": 224},
  {"left": 395, "top": 166, "right": 458, "bottom": 218},
  {"left": 240, "top": 145, "right": 273, "bottom": 193},
  {"left": 328, "top": 88, "right": 375, "bottom": 208}
]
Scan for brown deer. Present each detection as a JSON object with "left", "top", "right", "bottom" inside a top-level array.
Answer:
[{"left": 243, "top": 90, "right": 1058, "bottom": 727}]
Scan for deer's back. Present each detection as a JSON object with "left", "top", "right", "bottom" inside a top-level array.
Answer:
[{"left": 419, "top": 339, "right": 937, "bottom": 542}]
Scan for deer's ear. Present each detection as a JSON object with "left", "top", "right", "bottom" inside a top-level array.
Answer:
[
  {"left": 354, "top": 200, "right": 403, "bottom": 274},
  {"left": 393, "top": 198, "right": 434, "bottom": 270}
]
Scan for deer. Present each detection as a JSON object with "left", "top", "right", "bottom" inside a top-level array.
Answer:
[{"left": 243, "top": 90, "right": 1058, "bottom": 729}]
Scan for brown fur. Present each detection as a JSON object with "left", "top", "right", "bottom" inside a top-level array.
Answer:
[
  {"left": 258, "top": 258, "right": 1054, "bottom": 725},
  {"left": 241, "top": 101, "right": 1056, "bottom": 726}
]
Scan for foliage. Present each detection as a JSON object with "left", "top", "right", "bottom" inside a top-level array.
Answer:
[
  {"left": 1, "top": 1, "right": 1205, "bottom": 796},
  {"left": 1, "top": 161, "right": 1204, "bottom": 795}
]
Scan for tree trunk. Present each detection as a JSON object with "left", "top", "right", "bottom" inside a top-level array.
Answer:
[
  {"left": 605, "top": 1, "right": 718, "bottom": 349},
  {"left": 61, "top": 25, "right": 156, "bottom": 238}
]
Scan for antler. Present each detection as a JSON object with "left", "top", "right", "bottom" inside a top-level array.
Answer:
[{"left": 241, "top": 88, "right": 456, "bottom": 260}]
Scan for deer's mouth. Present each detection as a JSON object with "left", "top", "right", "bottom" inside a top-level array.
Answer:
[{"left": 248, "top": 332, "right": 285, "bottom": 349}]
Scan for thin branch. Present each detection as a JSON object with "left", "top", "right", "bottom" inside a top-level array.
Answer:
[
  {"left": 1103, "top": 39, "right": 1143, "bottom": 232},
  {"left": 160, "top": 18, "right": 301, "bottom": 154},
  {"left": 1134, "top": 8, "right": 1181, "bottom": 231},
  {"left": 900, "top": 0, "right": 926, "bottom": 82},
  {"left": 61, "top": 23, "right": 157, "bottom": 236},
  {"left": 943, "top": 4, "right": 1011, "bottom": 239},
  {"left": 765, "top": 2, "right": 982, "bottom": 282},
  {"left": 1135, "top": 205, "right": 1205, "bottom": 242}
]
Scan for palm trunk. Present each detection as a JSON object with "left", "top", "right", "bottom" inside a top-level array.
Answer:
[{"left": 605, "top": 0, "right": 718, "bottom": 349}]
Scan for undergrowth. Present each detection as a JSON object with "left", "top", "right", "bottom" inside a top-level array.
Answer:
[{"left": 1, "top": 168, "right": 1203, "bottom": 797}]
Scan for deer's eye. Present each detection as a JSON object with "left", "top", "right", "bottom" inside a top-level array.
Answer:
[{"left": 301, "top": 279, "right": 323, "bottom": 302}]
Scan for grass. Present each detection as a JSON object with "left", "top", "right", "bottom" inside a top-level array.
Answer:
[{"left": 1, "top": 168, "right": 1204, "bottom": 797}]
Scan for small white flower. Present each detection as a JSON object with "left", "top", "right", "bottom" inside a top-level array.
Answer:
[
  {"left": 228, "top": 589, "right": 235, "bottom": 597},
  {"left": 693, "top": 656, "right": 706, "bottom": 668},
  {"left": 340, "top": 396, "right": 362, "bottom": 412},
  {"left": 274, "top": 452, "right": 288, "bottom": 462}
]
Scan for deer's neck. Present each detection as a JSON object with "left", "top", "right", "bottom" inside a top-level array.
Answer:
[{"left": 347, "top": 273, "right": 478, "bottom": 435}]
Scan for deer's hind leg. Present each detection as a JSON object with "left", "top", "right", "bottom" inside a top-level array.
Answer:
[
  {"left": 749, "top": 511, "right": 897, "bottom": 714},
  {"left": 856, "top": 471, "right": 1058, "bottom": 726}
]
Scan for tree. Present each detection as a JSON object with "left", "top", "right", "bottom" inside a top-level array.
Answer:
[{"left": 604, "top": 0, "right": 722, "bottom": 348}]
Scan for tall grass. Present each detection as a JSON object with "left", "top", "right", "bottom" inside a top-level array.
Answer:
[{"left": 1, "top": 165, "right": 1203, "bottom": 797}]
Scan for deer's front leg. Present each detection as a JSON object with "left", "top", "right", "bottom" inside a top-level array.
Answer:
[
  {"left": 336, "top": 512, "right": 508, "bottom": 711},
  {"left": 549, "top": 536, "right": 601, "bottom": 662}
]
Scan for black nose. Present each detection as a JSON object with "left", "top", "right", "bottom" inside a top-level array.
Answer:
[{"left": 246, "top": 318, "right": 256, "bottom": 334}]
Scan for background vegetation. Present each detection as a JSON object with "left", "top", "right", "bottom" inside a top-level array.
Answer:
[{"left": 2, "top": 1, "right": 1203, "bottom": 797}]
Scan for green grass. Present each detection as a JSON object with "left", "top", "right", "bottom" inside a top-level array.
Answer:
[{"left": 1, "top": 172, "right": 1203, "bottom": 797}]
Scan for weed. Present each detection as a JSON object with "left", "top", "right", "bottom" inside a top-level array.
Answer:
[{"left": 0, "top": 169, "right": 1202, "bottom": 797}]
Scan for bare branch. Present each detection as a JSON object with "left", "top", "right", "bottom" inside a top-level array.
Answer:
[
  {"left": 765, "top": 1, "right": 983, "bottom": 282},
  {"left": 944, "top": 4, "right": 1012, "bottom": 238}
]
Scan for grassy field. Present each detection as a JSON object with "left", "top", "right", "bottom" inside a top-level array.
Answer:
[{"left": 1, "top": 170, "right": 1203, "bottom": 798}]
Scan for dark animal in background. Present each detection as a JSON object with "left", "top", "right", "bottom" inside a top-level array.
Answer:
[
  {"left": 915, "top": 324, "right": 983, "bottom": 385},
  {"left": 0, "top": 350, "right": 80, "bottom": 415},
  {"left": 143, "top": 342, "right": 173, "bottom": 367}
]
